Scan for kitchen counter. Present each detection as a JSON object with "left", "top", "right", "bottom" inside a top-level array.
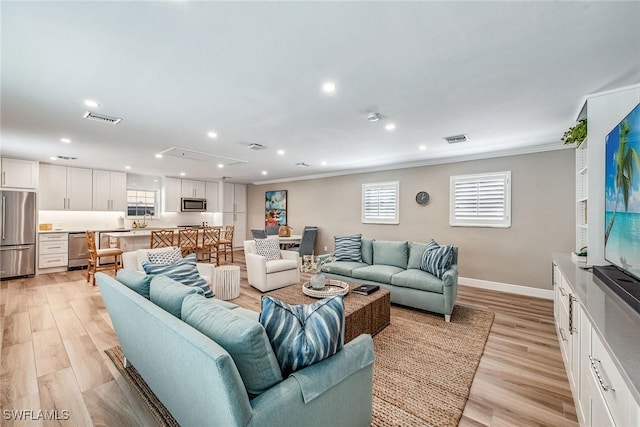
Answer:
[{"left": 38, "top": 228, "right": 128, "bottom": 234}]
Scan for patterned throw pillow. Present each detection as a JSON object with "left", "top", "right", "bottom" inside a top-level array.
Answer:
[
  {"left": 147, "top": 247, "right": 182, "bottom": 265},
  {"left": 254, "top": 238, "right": 282, "bottom": 261},
  {"left": 142, "top": 253, "right": 214, "bottom": 298},
  {"left": 334, "top": 234, "right": 362, "bottom": 262},
  {"left": 420, "top": 239, "right": 454, "bottom": 279},
  {"left": 259, "top": 295, "right": 345, "bottom": 376}
]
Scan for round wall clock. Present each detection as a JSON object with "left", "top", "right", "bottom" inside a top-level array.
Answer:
[{"left": 415, "top": 191, "right": 430, "bottom": 206}]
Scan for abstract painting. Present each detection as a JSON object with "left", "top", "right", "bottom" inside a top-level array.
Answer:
[{"left": 265, "top": 190, "right": 287, "bottom": 226}]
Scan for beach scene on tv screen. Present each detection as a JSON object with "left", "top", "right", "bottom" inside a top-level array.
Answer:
[{"left": 605, "top": 102, "right": 640, "bottom": 278}]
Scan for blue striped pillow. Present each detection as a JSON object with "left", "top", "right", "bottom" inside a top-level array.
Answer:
[
  {"left": 420, "top": 239, "right": 454, "bottom": 279},
  {"left": 334, "top": 234, "right": 362, "bottom": 262},
  {"left": 259, "top": 295, "right": 344, "bottom": 376},
  {"left": 142, "top": 253, "right": 214, "bottom": 298}
]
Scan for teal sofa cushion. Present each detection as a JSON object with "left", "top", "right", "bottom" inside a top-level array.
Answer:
[
  {"left": 361, "top": 239, "right": 374, "bottom": 265},
  {"left": 321, "top": 261, "right": 368, "bottom": 276},
  {"left": 372, "top": 240, "right": 408, "bottom": 269},
  {"left": 407, "top": 242, "right": 428, "bottom": 270},
  {"left": 116, "top": 269, "right": 152, "bottom": 298},
  {"left": 182, "top": 294, "right": 282, "bottom": 396},
  {"left": 391, "top": 269, "right": 444, "bottom": 294},
  {"left": 149, "top": 275, "right": 203, "bottom": 318},
  {"left": 143, "top": 253, "right": 214, "bottom": 298},
  {"left": 352, "top": 265, "right": 405, "bottom": 283},
  {"left": 260, "top": 295, "right": 345, "bottom": 376}
]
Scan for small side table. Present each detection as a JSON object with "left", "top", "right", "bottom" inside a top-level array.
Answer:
[{"left": 213, "top": 264, "right": 240, "bottom": 300}]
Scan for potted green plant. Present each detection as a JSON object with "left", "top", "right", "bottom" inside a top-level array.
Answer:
[{"left": 562, "top": 118, "right": 587, "bottom": 147}]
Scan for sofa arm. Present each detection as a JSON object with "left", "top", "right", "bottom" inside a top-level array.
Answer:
[
  {"left": 442, "top": 265, "right": 458, "bottom": 316},
  {"left": 196, "top": 263, "right": 215, "bottom": 284},
  {"left": 248, "top": 334, "right": 374, "bottom": 426}
]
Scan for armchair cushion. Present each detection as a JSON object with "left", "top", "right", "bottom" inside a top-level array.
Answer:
[
  {"left": 420, "top": 239, "right": 454, "bottom": 279},
  {"left": 254, "top": 238, "right": 282, "bottom": 261},
  {"left": 149, "top": 275, "right": 204, "bottom": 318},
  {"left": 116, "top": 269, "right": 152, "bottom": 298},
  {"left": 260, "top": 295, "right": 345, "bottom": 376},
  {"left": 265, "top": 259, "right": 298, "bottom": 274},
  {"left": 143, "top": 254, "right": 214, "bottom": 298}
]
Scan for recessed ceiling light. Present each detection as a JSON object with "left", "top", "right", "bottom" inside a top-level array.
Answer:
[
  {"left": 322, "top": 81, "right": 337, "bottom": 94},
  {"left": 321, "top": 161, "right": 327, "bottom": 166},
  {"left": 277, "top": 150, "right": 285, "bottom": 155},
  {"left": 207, "top": 131, "right": 218, "bottom": 139},
  {"left": 84, "top": 99, "right": 99, "bottom": 108},
  {"left": 155, "top": 153, "right": 163, "bottom": 159},
  {"left": 60, "top": 138, "right": 71, "bottom": 143},
  {"left": 217, "top": 164, "right": 224, "bottom": 168},
  {"left": 385, "top": 123, "right": 396, "bottom": 131},
  {"left": 419, "top": 145, "right": 426, "bottom": 151},
  {"left": 180, "top": 172, "right": 186, "bottom": 176},
  {"left": 49, "top": 156, "right": 57, "bottom": 160},
  {"left": 125, "top": 166, "right": 131, "bottom": 170},
  {"left": 153, "top": 179, "right": 159, "bottom": 182},
  {"left": 261, "top": 171, "right": 268, "bottom": 175}
]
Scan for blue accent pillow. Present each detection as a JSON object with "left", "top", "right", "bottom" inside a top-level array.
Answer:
[
  {"left": 420, "top": 239, "right": 454, "bottom": 279},
  {"left": 149, "top": 275, "right": 203, "bottom": 318},
  {"left": 259, "top": 295, "right": 345, "bottom": 376},
  {"left": 116, "top": 269, "right": 152, "bottom": 298},
  {"left": 142, "top": 253, "right": 214, "bottom": 298},
  {"left": 334, "top": 234, "right": 362, "bottom": 262}
]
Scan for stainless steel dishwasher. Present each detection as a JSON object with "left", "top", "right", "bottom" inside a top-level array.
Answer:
[{"left": 68, "top": 232, "right": 88, "bottom": 269}]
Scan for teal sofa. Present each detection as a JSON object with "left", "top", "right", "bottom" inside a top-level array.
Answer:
[
  {"left": 96, "top": 272, "right": 375, "bottom": 427},
  {"left": 320, "top": 239, "right": 458, "bottom": 322}
]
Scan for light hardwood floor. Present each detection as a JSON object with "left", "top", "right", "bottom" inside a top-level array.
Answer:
[{"left": 0, "top": 253, "right": 578, "bottom": 426}]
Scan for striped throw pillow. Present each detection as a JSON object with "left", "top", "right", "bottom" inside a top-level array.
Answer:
[
  {"left": 142, "top": 253, "right": 214, "bottom": 298},
  {"left": 147, "top": 247, "right": 182, "bottom": 265},
  {"left": 420, "top": 239, "right": 454, "bottom": 279},
  {"left": 334, "top": 234, "right": 362, "bottom": 262},
  {"left": 259, "top": 295, "right": 344, "bottom": 376},
  {"left": 254, "top": 238, "right": 282, "bottom": 261}
]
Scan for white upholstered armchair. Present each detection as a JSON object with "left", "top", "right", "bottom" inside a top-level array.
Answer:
[{"left": 243, "top": 240, "right": 300, "bottom": 292}]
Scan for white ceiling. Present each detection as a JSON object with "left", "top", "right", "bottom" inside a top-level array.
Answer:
[{"left": 2, "top": 1, "right": 640, "bottom": 184}]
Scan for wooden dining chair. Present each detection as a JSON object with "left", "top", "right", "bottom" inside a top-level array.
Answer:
[
  {"left": 198, "top": 227, "right": 221, "bottom": 265},
  {"left": 86, "top": 230, "right": 123, "bottom": 286},
  {"left": 150, "top": 229, "right": 175, "bottom": 249},
  {"left": 178, "top": 228, "right": 199, "bottom": 257},
  {"left": 219, "top": 225, "right": 235, "bottom": 263}
]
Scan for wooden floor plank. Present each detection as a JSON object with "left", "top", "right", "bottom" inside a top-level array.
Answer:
[
  {"left": 32, "top": 329, "right": 71, "bottom": 378},
  {"left": 37, "top": 367, "right": 93, "bottom": 427}
]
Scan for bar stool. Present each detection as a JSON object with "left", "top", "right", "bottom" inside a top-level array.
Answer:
[
  {"left": 219, "top": 225, "right": 235, "bottom": 263},
  {"left": 150, "top": 229, "right": 175, "bottom": 249},
  {"left": 178, "top": 228, "right": 199, "bottom": 257},
  {"left": 86, "top": 230, "right": 123, "bottom": 286},
  {"left": 197, "top": 227, "right": 221, "bottom": 265}
]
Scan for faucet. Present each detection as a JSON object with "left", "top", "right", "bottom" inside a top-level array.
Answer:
[{"left": 141, "top": 213, "right": 152, "bottom": 228}]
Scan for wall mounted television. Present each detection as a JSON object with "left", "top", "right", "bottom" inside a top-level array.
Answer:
[{"left": 596, "top": 101, "right": 640, "bottom": 314}]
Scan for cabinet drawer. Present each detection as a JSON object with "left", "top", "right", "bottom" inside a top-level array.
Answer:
[
  {"left": 590, "top": 330, "right": 639, "bottom": 427},
  {"left": 39, "top": 241, "right": 68, "bottom": 255},
  {"left": 39, "top": 233, "right": 67, "bottom": 242},
  {"left": 39, "top": 253, "right": 68, "bottom": 268}
]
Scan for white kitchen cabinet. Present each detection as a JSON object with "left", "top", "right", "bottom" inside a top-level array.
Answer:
[
  {"left": 92, "top": 170, "right": 126, "bottom": 211},
  {"left": 181, "top": 179, "right": 206, "bottom": 198},
  {"left": 223, "top": 212, "right": 246, "bottom": 248},
  {"left": 222, "top": 183, "right": 246, "bottom": 213},
  {"left": 206, "top": 181, "right": 219, "bottom": 212},
  {"left": 39, "top": 164, "right": 93, "bottom": 210},
  {"left": 38, "top": 233, "right": 68, "bottom": 269},
  {"left": 163, "top": 177, "right": 182, "bottom": 212},
  {"left": 1, "top": 157, "right": 38, "bottom": 189}
]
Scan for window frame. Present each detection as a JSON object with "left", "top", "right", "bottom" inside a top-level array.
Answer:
[
  {"left": 449, "top": 171, "right": 511, "bottom": 228},
  {"left": 361, "top": 181, "right": 400, "bottom": 225},
  {"left": 126, "top": 189, "right": 159, "bottom": 219}
]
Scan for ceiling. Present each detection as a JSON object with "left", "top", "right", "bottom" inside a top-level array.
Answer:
[{"left": 2, "top": 2, "right": 639, "bottom": 184}]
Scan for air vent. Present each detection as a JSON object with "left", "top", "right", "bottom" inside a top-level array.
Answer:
[
  {"left": 221, "top": 176, "right": 232, "bottom": 180},
  {"left": 296, "top": 162, "right": 310, "bottom": 167},
  {"left": 248, "top": 143, "right": 266, "bottom": 150},
  {"left": 57, "top": 155, "right": 78, "bottom": 160},
  {"left": 367, "top": 112, "right": 382, "bottom": 122},
  {"left": 444, "top": 134, "right": 467, "bottom": 144},
  {"left": 83, "top": 111, "right": 122, "bottom": 125}
]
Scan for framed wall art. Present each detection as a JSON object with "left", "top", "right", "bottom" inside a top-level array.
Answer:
[{"left": 265, "top": 190, "right": 287, "bottom": 226}]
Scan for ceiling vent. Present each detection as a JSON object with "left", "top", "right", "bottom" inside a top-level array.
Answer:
[
  {"left": 83, "top": 111, "right": 122, "bottom": 125},
  {"left": 367, "top": 112, "right": 382, "bottom": 122},
  {"left": 248, "top": 143, "right": 266, "bottom": 150},
  {"left": 57, "top": 155, "right": 78, "bottom": 160},
  {"left": 221, "top": 176, "right": 232, "bottom": 180},
  {"left": 444, "top": 134, "right": 468, "bottom": 144},
  {"left": 296, "top": 162, "right": 310, "bottom": 167}
]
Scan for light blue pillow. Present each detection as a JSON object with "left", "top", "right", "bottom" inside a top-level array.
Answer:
[
  {"left": 334, "top": 234, "right": 362, "bottom": 262},
  {"left": 407, "top": 242, "right": 429, "bottom": 270},
  {"left": 420, "top": 239, "right": 454, "bottom": 279},
  {"left": 361, "top": 239, "right": 374, "bottom": 265},
  {"left": 116, "top": 269, "right": 152, "bottom": 298},
  {"left": 182, "top": 294, "right": 282, "bottom": 396},
  {"left": 142, "top": 253, "right": 213, "bottom": 298},
  {"left": 149, "top": 275, "right": 203, "bottom": 318},
  {"left": 373, "top": 240, "right": 408, "bottom": 269},
  {"left": 260, "top": 295, "right": 344, "bottom": 376}
]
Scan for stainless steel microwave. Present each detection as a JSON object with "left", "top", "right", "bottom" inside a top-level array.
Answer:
[{"left": 181, "top": 198, "right": 207, "bottom": 212}]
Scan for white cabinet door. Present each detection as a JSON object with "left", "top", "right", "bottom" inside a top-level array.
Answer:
[
  {"left": 233, "top": 212, "right": 246, "bottom": 247},
  {"left": 193, "top": 180, "right": 206, "bottom": 198},
  {"left": 1, "top": 158, "right": 38, "bottom": 188},
  {"left": 39, "top": 164, "right": 67, "bottom": 210},
  {"left": 66, "top": 167, "right": 93, "bottom": 211},
  {"left": 164, "top": 177, "right": 182, "bottom": 212},
  {"left": 234, "top": 184, "right": 246, "bottom": 212},
  {"left": 181, "top": 180, "right": 195, "bottom": 197},
  {"left": 92, "top": 170, "right": 112, "bottom": 211},
  {"left": 110, "top": 171, "right": 127, "bottom": 211},
  {"left": 222, "top": 183, "right": 234, "bottom": 212},
  {"left": 206, "top": 181, "right": 219, "bottom": 212}
]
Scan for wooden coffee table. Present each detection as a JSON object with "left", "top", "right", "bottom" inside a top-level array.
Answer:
[{"left": 266, "top": 282, "right": 390, "bottom": 344}]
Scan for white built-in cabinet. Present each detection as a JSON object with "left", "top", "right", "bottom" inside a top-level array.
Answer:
[
  {"left": 206, "top": 181, "right": 219, "bottom": 212},
  {"left": 39, "top": 164, "right": 93, "bottom": 211},
  {"left": 163, "top": 177, "right": 209, "bottom": 212},
  {"left": 92, "top": 170, "right": 126, "bottom": 211},
  {"left": 1, "top": 157, "right": 38, "bottom": 189},
  {"left": 222, "top": 183, "right": 247, "bottom": 247},
  {"left": 181, "top": 179, "right": 206, "bottom": 198}
]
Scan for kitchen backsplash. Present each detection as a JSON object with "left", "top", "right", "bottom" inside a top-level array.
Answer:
[{"left": 38, "top": 211, "right": 223, "bottom": 230}]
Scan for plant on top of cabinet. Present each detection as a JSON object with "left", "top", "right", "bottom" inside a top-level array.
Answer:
[{"left": 562, "top": 118, "right": 587, "bottom": 147}]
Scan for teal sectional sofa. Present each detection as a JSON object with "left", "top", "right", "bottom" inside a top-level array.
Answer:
[
  {"left": 320, "top": 239, "right": 458, "bottom": 321},
  {"left": 97, "top": 271, "right": 375, "bottom": 427}
]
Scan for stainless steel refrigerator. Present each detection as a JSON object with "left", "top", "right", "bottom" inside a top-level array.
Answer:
[{"left": 0, "top": 190, "right": 36, "bottom": 279}]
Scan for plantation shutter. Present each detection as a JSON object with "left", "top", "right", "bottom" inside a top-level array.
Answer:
[
  {"left": 362, "top": 181, "right": 399, "bottom": 224},
  {"left": 450, "top": 172, "right": 511, "bottom": 227}
]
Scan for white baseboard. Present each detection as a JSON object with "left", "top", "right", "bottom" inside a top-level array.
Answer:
[{"left": 459, "top": 277, "right": 554, "bottom": 300}]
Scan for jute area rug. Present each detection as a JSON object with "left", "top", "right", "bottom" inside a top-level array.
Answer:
[{"left": 105, "top": 304, "right": 493, "bottom": 427}]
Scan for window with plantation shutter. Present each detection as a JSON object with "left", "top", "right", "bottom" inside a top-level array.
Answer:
[
  {"left": 450, "top": 171, "right": 511, "bottom": 228},
  {"left": 362, "top": 181, "right": 399, "bottom": 224}
]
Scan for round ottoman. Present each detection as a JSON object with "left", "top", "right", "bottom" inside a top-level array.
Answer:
[{"left": 213, "top": 264, "right": 240, "bottom": 300}]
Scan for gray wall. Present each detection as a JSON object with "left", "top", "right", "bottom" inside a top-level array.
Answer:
[{"left": 247, "top": 149, "right": 575, "bottom": 290}]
